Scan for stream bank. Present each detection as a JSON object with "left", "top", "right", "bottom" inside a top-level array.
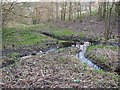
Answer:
[
  {"left": 2, "top": 31, "right": 119, "bottom": 74},
  {"left": 2, "top": 40, "right": 102, "bottom": 71},
  {"left": 40, "top": 31, "right": 119, "bottom": 74},
  {"left": 2, "top": 36, "right": 119, "bottom": 88},
  {"left": 85, "top": 45, "right": 119, "bottom": 74},
  {"left": 2, "top": 47, "right": 119, "bottom": 88},
  {"left": 40, "top": 31, "right": 120, "bottom": 46}
]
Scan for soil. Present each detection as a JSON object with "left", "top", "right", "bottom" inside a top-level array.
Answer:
[{"left": 2, "top": 47, "right": 119, "bottom": 88}]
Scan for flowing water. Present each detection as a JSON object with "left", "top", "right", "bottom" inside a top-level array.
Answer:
[
  {"left": 72, "top": 42, "right": 101, "bottom": 70},
  {"left": 21, "top": 42, "right": 101, "bottom": 70}
]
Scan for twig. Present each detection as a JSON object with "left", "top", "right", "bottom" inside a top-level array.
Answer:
[{"left": 41, "top": 69, "right": 45, "bottom": 78}]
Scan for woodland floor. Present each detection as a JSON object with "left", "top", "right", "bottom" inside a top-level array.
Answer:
[
  {"left": 51, "top": 15, "right": 118, "bottom": 39},
  {"left": 2, "top": 47, "right": 119, "bottom": 88},
  {"left": 1, "top": 15, "right": 119, "bottom": 88}
]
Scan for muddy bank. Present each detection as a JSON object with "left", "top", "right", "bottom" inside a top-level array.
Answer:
[
  {"left": 2, "top": 47, "right": 119, "bottom": 88},
  {"left": 2, "top": 40, "right": 80, "bottom": 67},
  {"left": 40, "top": 31, "right": 84, "bottom": 42},
  {"left": 2, "top": 30, "right": 119, "bottom": 73},
  {"left": 2, "top": 43, "right": 56, "bottom": 57},
  {"left": 40, "top": 31, "right": 100, "bottom": 45},
  {"left": 85, "top": 47, "right": 119, "bottom": 74},
  {"left": 40, "top": 31, "right": 120, "bottom": 71},
  {"left": 2, "top": 41, "right": 60, "bottom": 67},
  {"left": 40, "top": 31, "right": 120, "bottom": 47}
]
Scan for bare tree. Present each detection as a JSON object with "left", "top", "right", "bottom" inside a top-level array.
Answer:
[
  {"left": 68, "top": 2, "right": 72, "bottom": 21},
  {"left": 2, "top": 2, "right": 33, "bottom": 27},
  {"left": 89, "top": 1, "right": 92, "bottom": 16},
  {"left": 55, "top": 2, "right": 59, "bottom": 21},
  {"left": 77, "top": 2, "right": 82, "bottom": 22},
  {"left": 2, "top": 2, "right": 16, "bottom": 27},
  {"left": 104, "top": 1, "right": 116, "bottom": 41}
]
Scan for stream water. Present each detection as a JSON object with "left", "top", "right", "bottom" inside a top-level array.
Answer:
[
  {"left": 21, "top": 42, "right": 101, "bottom": 70},
  {"left": 72, "top": 42, "right": 101, "bottom": 70}
]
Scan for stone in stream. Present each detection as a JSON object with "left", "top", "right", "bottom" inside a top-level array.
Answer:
[
  {"left": 12, "top": 44, "right": 15, "bottom": 48},
  {"left": 88, "top": 39, "right": 99, "bottom": 45},
  {"left": 80, "top": 42, "right": 84, "bottom": 45},
  {"left": 20, "top": 53, "right": 27, "bottom": 57},
  {"left": 31, "top": 51, "right": 37, "bottom": 55},
  {"left": 84, "top": 42, "right": 90, "bottom": 46}
]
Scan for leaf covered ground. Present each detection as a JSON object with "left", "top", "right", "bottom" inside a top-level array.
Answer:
[
  {"left": 85, "top": 45, "right": 119, "bottom": 72},
  {"left": 2, "top": 47, "right": 119, "bottom": 88}
]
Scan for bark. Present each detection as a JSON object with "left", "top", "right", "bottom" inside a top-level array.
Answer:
[
  {"left": 89, "top": 1, "right": 92, "bottom": 16},
  {"left": 55, "top": 2, "right": 59, "bottom": 20},
  {"left": 68, "top": 2, "right": 72, "bottom": 20},
  {"left": 63, "top": 2, "right": 67, "bottom": 20},
  {"left": 103, "top": 2, "right": 106, "bottom": 19},
  {"left": 104, "top": 2, "right": 116, "bottom": 41},
  {"left": 77, "top": 2, "right": 82, "bottom": 22}
]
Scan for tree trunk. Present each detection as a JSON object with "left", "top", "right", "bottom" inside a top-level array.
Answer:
[
  {"left": 103, "top": 2, "right": 106, "bottom": 19},
  {"left": 55, "top": 3, "right": 59, "bottom": 20},
  {"left": 68, "top": 2, "right": 72, "bottom": 20},
  {"left": 89, "top": 1, "right": 92, "bottom": 16},
  {"left": 104, "top": 2, "right": 115, "bottom": 41}
]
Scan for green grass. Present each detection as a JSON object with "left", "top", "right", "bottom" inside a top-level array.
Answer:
[
  {"left": 87, "top": 45, "right": 118, "bottom": 52},
  {"left": 86, "top": 44, "right": 118, "bottom": 63},
  {"left": 47, "top": 27, "right": 85, "bottom": 38},
  {"left": 53, "top": 29, "right": 84, "bottom": 37},
  {"left": 11, "top": 23, "right": 47, "bottom": 31},
  {"left": 94, "top": 69, "right": 104, "bottom": 74},
  {"left": 86, "top": 44, "right": 118, "bottom": 71},
  {"left": 36, "top": 23, "right": 85, "bottom": 37},
  {"left": 2, "top": 24, "right": 56, "bottom": 48},
  {"left": 3, "top": 23, "right": 85, "bottom": 49}
]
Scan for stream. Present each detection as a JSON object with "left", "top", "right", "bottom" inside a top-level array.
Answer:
[
  {"left": 21, "top": 42, "right": 101, "bottom": 70},
  {"left": 2, "top": 42, "right": 101, "bottom": 70},
  {"left": 72, "top": 42, "right": 101, "bottom": 70}
]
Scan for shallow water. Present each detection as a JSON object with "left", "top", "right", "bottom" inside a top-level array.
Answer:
[
  {"left": 20, "top": 42, "right": 101, "bottom": 70},
  {"left": 74, "top": 42, "right": 101, "bottom": 70}
]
